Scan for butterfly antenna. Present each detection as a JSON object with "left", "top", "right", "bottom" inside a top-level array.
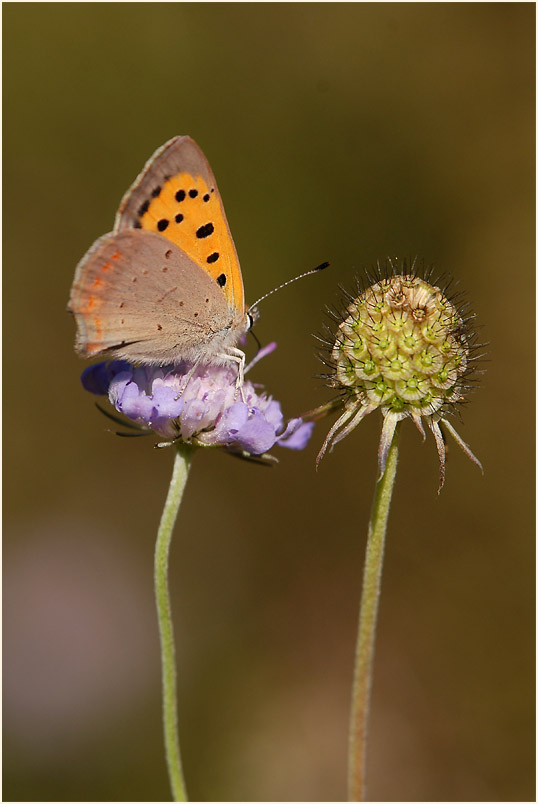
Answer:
[{"left": 249, "top": 261, "right": 330, "bottom": 311}]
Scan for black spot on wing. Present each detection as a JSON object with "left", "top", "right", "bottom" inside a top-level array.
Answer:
[{"left": 196, "top": 223, "right": 214, "bottom": 239}]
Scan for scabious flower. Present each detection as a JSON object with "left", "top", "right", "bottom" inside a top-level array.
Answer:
[
  {"left": 315, "top": 260, "right": 484, "bottom": 488},
  {"left": 81, "top": 343, "right": 313, "bottom": 459}
]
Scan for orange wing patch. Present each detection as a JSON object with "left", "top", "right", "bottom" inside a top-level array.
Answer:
[{"left": 133, "top": 171, "right": 244, "bottom": 313}]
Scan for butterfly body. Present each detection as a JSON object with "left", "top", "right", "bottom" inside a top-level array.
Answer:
[{"left": 69, "top": 136, "right": 250, "bottom": 367}]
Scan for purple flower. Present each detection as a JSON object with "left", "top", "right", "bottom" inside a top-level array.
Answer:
[{"left": 81, "top": 345, "right": 314, "bottom": 457}]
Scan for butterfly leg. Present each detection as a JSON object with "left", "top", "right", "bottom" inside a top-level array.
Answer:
[
  {"left": 218, "top": 347, "right": 246, "bottom": 403},
  {"left": 175, "top": 355, "right": 203, "bottom": 398}
]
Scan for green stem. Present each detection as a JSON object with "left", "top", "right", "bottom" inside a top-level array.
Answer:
[
  {"left": 348, "top": 423, "right": 400, "bottom": 801},
  {"left": 154, "top": 443, "right": 193, "bottom": 802}
]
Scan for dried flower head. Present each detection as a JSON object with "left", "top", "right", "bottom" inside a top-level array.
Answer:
[{"left": 315, "top": 259, "right": 484, "bottom": 489}]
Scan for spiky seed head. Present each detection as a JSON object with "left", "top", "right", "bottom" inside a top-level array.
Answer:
[
  {"left": 331, "top": 274, "right": 469, "bottom": 417},
  {"left": 316, "top": 260, "right": 484, "bottom": 490}
]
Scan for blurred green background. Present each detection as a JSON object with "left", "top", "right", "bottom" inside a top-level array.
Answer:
[{"left": 4, "top": 3, "right": 534, "bottom": 801}]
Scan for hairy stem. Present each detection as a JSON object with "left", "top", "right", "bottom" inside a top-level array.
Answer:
[
  {"left": 155, "top": 444, "right": 193, "bottom": 801},
  {"left": 348, "top": 423, "right": 400, "bottom": 801}
]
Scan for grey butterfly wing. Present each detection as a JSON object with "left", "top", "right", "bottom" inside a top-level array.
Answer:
[{"left": 68, "top": 229, "right": 246, "bottom": 365}]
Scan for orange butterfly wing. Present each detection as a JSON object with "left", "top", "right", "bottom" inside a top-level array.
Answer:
[{"left": 114, "top": 136, "right": 245, "bottom": 316}]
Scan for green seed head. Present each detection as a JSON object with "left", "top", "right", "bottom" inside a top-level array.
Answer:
[
  {"left": 314, "top": 260, "right": 484, "bottom": 488},
  {"left": 331, "top": 274, "right": 469, "bottom": 418}
]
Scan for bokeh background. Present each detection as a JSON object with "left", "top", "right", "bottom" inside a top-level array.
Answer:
[{"left": 3, "top": 4, "right": 534, "bottom": 802}]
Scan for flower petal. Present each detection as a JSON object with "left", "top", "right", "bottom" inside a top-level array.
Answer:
[
  {"left": 234, "top": 408, "right": 278, "bottom": 454},
  {"left": 277, "top": 418, "right": 315, "bottom": 450},
  {"left": 81, "top": 361, "right": 130, "bottom": 395}
]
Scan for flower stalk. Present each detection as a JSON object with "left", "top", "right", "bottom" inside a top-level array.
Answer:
[
  {"left": 348, "top": 423, "right": 400, "bottom": 801},
  {"left": 154, "top": 443, "right": 193, "bottom": 802},
  {"left": 312, "top": 261, "right": 483, "bottom": 799},
  {"left": 79, "top": 350, "right": 315, "bottom": 799}
]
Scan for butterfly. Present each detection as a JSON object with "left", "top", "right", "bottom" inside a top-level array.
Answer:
[{"left": 68, "top": 136, "right": 253, "bottom": 380}]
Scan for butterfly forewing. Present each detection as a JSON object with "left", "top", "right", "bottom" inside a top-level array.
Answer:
[
  {"left": 69, "top": 230, "right": 245, "bottom": 364},
  {"left": 114, "top": 136, "right": 245, "bottom": 316}
]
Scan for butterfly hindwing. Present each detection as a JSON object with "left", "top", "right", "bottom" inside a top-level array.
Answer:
[
  {"left": 114, "top": 136, "right": 245, "bottom": 316},
  {"left": 69, "top": 229, "right": 244, "bottom": 364}
]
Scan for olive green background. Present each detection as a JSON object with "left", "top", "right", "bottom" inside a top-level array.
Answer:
[{"left": 3, "top": 3, "right": 534, "bottom": 802}]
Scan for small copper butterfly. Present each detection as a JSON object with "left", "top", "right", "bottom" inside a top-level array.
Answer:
[{"left": 69, "top": 136, "right": 252, "bottom": 376}]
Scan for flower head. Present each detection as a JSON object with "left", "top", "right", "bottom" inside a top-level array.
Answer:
[
  {"left": 81, "top": 344, "right": 314, "bottom": 459},
  {"left": 314, "top": 260, "right": 484, "bottom": 489}
]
